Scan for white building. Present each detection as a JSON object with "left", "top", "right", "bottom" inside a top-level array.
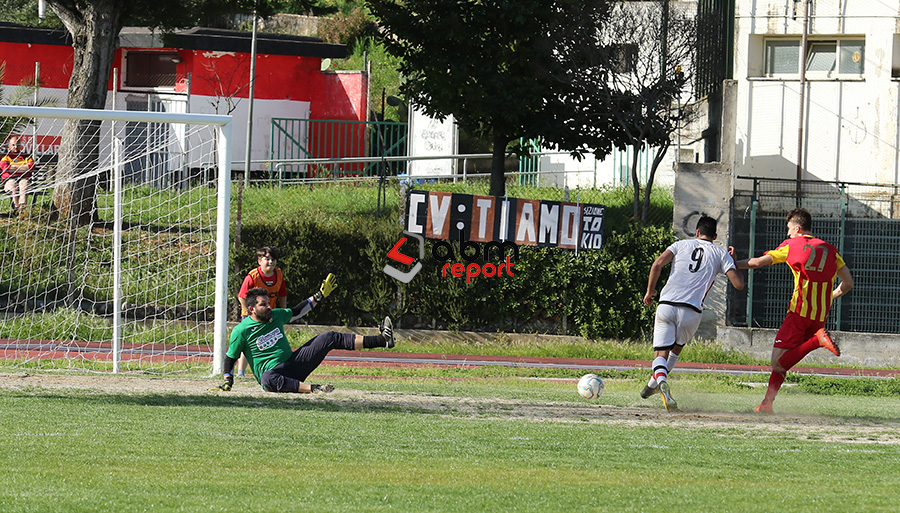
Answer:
[{"left": 731, "top": 0, "right": 900, "bottom": 188}]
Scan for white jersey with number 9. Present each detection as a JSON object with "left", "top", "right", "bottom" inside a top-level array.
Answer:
[{"left": 658, "top": 239, "right": 736, "bottom": 311}]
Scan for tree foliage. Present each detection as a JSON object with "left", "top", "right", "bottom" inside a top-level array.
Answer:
[
  {"left": 41, "top": 0, "right": 314, "bottom": 225},
  {"left": 2, "top": 0, "right": 314, "bottom": 28},
  {"left": 317, "top": 5, "right": 375, "bottom": 46},
  {"left": 368, "top": 0, "right": 697, "bottom": 207},
  {"left": 0, "top": 0, "right": 64, "bottom": 27},
  {"left": 593, "top": 2, "right": 696, "bottom": 220},
  {"left": 368, "top": 0, "right": 631, "bottom": 197}
]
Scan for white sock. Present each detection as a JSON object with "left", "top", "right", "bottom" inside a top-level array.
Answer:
[
  {"left": 652, "top": 356, "right": 668, "bottom": 384},
  {"left": 667, "top": 352, "right": 680, "bottom": 374},
  {"left": 647, "top": 377, "right": 657, "bottom": 388}
]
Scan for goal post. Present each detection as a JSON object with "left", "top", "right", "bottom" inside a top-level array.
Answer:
[{"left": 0, "top": 105, "right": 231, "bottom": 374}]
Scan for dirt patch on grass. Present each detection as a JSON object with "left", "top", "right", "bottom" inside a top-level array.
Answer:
[{"left": 2, "top": 372, "right": 898, "bottom": 445}]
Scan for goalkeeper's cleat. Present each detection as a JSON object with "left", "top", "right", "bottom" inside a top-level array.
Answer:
[
  {"left": 816, "top": 328, "right": 841, "bottom": 357},
  {"left": 658, "top": 382, "right": 678, "bottom": 412},
  {"left": 754, "top": 403, "right": 774, "bottom": 415},
  {"left": 310, "top": 384, "right": 334, "bottom": 393},
  {"left": 382, "top": 316, "right": 395, "bottom": 348},
  {"left": 640, "top": 384, "right": 658, "bottom": 399}
]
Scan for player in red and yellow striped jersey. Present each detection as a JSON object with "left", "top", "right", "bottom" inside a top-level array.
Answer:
[{"left": 737, "top": 208, "right": 853, "bottom": 414}]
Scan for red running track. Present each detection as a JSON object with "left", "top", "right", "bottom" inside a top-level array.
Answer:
[{"left": 2, "top": 338, "right": 898, "bottom": 378}]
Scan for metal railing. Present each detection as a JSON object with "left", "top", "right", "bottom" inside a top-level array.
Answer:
[
  {"left": 230, "top": 152, "right": 677, "bottom": 230},
  {"left": 233, "top": 151, "right": 600, "bottom": 186},
  {"left": 270, "top": 118, "right": 408, "bottom": 179}
]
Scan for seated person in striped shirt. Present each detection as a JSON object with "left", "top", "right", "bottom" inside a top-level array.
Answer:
[{"left": 1, "top": 135, "right": 35, "bottom": 212}]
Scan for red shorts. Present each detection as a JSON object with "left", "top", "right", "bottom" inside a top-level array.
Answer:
[{"left": 773, "top": 311, "right": 825, "bottom": 350}]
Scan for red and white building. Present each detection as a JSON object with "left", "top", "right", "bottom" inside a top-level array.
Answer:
[{"left": 0, "top": 23, "right": 368, "bottom": 172}]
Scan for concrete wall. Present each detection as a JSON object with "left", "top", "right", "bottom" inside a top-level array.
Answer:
[
  {"left": 260, "top": 14, "right": 320, "bottom": 37},
  {"left": 719, "top": 326, "right": 900, "bottom": 367},
  {"left": 538, "top": 145, "right": 679, "bottom": 190},
  {"left": 672, "top": 162, "right": 735, "bottom": 340}
]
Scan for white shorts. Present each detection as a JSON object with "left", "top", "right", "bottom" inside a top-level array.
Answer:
[{"left": 652, "top": 303, "right": 702, "bottom": 350}]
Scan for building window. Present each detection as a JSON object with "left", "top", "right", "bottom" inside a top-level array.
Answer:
[
  {"left": 124, "top": 52, "right": 179, "bottom": 89},
  {"left": 764, "top": 38, "right": 864, "bottom": 78},
  {"left": 765, "top": 40, "right": 800, "bottom": 75},
  {"left": 599, "top": 43, "right": 639, "bottom": 74},
  {"left": 806, "top": 42, "right": 837, "bottom": 73},
  {"left": 610, "top": 44, "right": 638, "bottom": 74},
  {"left": 839, "top": 41, "right": 865, "bottom": 75},
  {"left": 893, "top": 35, "right": 900, "bottom": 78}
]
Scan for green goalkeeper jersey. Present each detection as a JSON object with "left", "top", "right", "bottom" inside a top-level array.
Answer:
[{"left": 226, "top": 309, "right": 294, "bottom": 385}]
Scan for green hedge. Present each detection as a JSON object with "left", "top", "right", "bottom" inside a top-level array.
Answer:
[{"left": 232, "top": 185, "right": 674, "bottom": 340}]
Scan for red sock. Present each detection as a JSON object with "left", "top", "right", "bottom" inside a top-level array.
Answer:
[
  {"left": 778, "top": 336, "right": 820, "bottom": 371},
  {"left": 762, "top": 371, "right": 786, "bottom": 405}
]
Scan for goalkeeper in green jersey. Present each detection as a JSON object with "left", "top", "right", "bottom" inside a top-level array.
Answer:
[{"left": 213, "top": 274, "right": 396, "bottom": 393}]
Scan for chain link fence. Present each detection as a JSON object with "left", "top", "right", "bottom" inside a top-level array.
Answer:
[{"left": 731, "top": 178, "right": 900, "bottom": 334}]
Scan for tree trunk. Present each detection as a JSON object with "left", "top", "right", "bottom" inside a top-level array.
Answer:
[
  {"left": 642, "top": 139, "right": 671, "bottom": 221},
  {"left": 630, "top": 143, "right": 642, "bottom": 219},
  {"left": 48, "top": 0, "right": 127, "bottom": 226},
  {"left": 490, "top": 133, "right": 510, "bottom": 197}
]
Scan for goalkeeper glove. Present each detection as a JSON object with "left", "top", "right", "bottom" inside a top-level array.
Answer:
[
  {"left": 310, "top": 384, "right": 335, "bottom": 393},
  {"left": 313, "top": 273, "right": 338, "bottom": 302},
  {"left": 210, "top": 374, "right": 234, "bottom": 392}
]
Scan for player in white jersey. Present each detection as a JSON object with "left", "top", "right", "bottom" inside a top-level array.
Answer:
[{"left": 641, "top": 215, "right": 745, "bottom": 410}]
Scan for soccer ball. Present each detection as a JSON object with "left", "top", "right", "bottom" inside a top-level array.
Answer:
[{"left": 577, "top": 373, "right": 604, "bottom": 400}]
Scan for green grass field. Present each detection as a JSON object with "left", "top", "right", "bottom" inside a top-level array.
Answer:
[
  {"left": 2, "top": 180, "right": 897, "bottom": 511},
  {"left": 2, "top": 368, "right": 899, "bottom": 513}
]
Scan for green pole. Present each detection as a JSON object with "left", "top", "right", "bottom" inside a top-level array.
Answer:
[
  {"left": 746, "top": 180, "right": 758, "bottom": 326},
  {"left": 835, "top": 183, "right": 847, "bottom": 329}
]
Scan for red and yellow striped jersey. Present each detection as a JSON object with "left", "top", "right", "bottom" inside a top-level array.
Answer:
[
  {"left": 238, "top": 267, "right": 286, "bottom": 317},
  {"left": 0, "top": 152, "right": 34, "bottom": 179},
  {"left": 765, "top": 235, "right": 845, "bottom": 322}
]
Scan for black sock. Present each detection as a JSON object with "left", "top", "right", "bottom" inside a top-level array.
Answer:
[{"left": 362, "top": 335, "right": 386, "bottom": 348}]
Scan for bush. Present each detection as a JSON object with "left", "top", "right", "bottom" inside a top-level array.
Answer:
[
  {"left": 318, "top": 7, "right": 376, "bottom": 46},
  {"left": 792, "top": 375, "right": 900, "bottom": 397}
]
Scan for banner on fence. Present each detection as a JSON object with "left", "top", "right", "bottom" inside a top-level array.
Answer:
[
  {"left": 405, "top": 190, "right": 605, "bottom": 250},
  {"left": 407, "top": 103, "right": 457, "bottom": 178}
]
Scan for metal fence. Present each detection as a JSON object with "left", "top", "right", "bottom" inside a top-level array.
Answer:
[
  {"left": 232, "top": 152, "right": 676, "bottom": 232},
  {"left": 270, "top": 118, "right": 408, "bottom": 179},
  {"left": 731, "top": 177, "right": 900, "bottom": 334}
]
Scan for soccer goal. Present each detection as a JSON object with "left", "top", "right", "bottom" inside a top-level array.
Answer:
[{"left": 0, "top": 105, "right": 231, "bottom": 374}]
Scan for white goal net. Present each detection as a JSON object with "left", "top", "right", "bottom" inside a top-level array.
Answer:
[{"left": 0, "top": 105, "right": 231, "bottom": 374}]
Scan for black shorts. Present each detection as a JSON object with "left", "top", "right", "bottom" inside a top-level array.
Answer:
[{"left": 260, "top": 331, "right": 355, "bottom": 392}]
